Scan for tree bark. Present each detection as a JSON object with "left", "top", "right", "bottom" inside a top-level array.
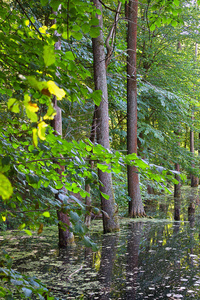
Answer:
[
  {"left": 126, "top": 0, "right": 145, "bottom": 217},
  {"left": 85, "top": 109, "right": 96, "bottom": 227},
  {"left": 52, "top": 7, "right": 74, "bottom": 247},
  {"left": 51, "top": 96, "right": 74, "bottom": 248},
  {"left": 190, "top": 112, "right": 199, "bottom": 187},
  {"left": 92, "top": 0, "right": 119, "bottom": 233},
  {"left": 174, "top": 130, "right": 181, "bottom": 199},
  {"left": 190, "top": 43, "right": 199, "bottom": 187}
]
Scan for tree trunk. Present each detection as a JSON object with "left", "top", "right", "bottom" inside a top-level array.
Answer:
[
  {"left": 52, "top": 7, "right": 74, "bottom": 247},
  {"left": 190, "top": 112, "right": 199, "bottom": 187},
  {"left": 92, "top": 0, "right": 119, "bottom": 233},
  {"left": 51, "top": 96, "right": 74, "bottom": 247},
  {"left": 190, "top": 43, "right": 199, "bottom": 187},
  {"left": 126, "top": 0, "right": 145, "bottom": 217},
  {"left": 174, "top": 130, "right": 181, "bottom": 199},
  {"left": 85, "top": 109, "right": 96, "bottom": 227}
]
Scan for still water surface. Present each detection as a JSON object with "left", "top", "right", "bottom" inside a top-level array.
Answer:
[{"left": 6, "top": 187, "right": 200, "bottom": 299}]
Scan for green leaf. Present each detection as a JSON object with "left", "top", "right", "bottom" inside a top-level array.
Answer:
[
  {"left": 90, "top": 27, "right": 100, "bottom": 38},
  {"left": 171, "top": 20, "right": 178, "bottom": 27},
  {"left": 70, "top": 211, "right": 80, "bottom": 222},
  {"left": 174, "top": 0, "right": 179, "bottom": 6},
  {"left": 23, "top": 229, "right": 32, "bottom": 236},
  {"left": 8, "top": 98, "right": 20, "bottom": 113},
  {"left": 40, "top": 0, "right": 49, "bottom": 5},
  {"left": 97, "top": 163, "right": 110, "bottom": 172},
  {"left": 71, "top": 31, "right": 83, "bottom": 40},
  {"left": 42, "top": 211, "right": 50, "bottom": 217},
  {"left": 0, "top": 156, "right": 11, "bottom": 172},
  {"left": 43, "top": 45, "right": 55, "bottom": 67},
  {"left": 72, "top": 25, "right": 80, "bottom": 31},
  {"left": 83, "top": 236, "right": 98, "bottom": 251},
  {"left": 65, "top": 51, "right": 75, "bottom": 60},
  {"left": 89, "top": 18, "right": 99, "bottom": 26},
  {"left": 7, "top": 98, "right": 17, "bottom": 109},
  {"left": 0, "top": 173, "right": 13, "bottom": 200},
  {"left": 96, "top": 9, "right": 101, "bottom": 15},
  {"left": 100, "top": 191, "right": 109, "bottom": 200},
  {"left": 22, "top": 288, "right": 32, "bottom": 298},
  {"left": 150, "top": 23, "right": 156, "bottom": 31},
  {"left": 90, "top": 90, "right": 102, "bottom": 106}
]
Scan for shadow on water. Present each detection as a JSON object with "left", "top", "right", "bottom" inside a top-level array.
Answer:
[{"left": 2, "top": 186, "right": 200, "bottom": 299}]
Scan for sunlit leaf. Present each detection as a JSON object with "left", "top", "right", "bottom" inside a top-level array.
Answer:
[
  {"left": 32, "top": 128, "right": 38, "bottom": 147},
  {"left": 43, "top": 45, "right": 55, "bottom": 67},
  {"left": 42, "top": 211, "right": 50, "bottom": 217},
  {"left": 23, "top": 229, "right": 32, "bottom": 236},
  {"left": 38, "top": 121, "right": 47, "bottom": 140},
  {"left": 0, "top": 173, "right": 13, "bottom": 200},
  {"left": 100, "top": 191, "right": 109, "bottom": 200},
  {"left": 47, "top": 81, "right": 66, "bottom": 100},
  {"left": 7, "top": 98, "right": 20, "bottom": 113}
]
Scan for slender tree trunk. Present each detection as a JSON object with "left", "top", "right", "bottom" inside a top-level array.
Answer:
[
  {"left": 190, "top": 111, "right": 199, "bottom": 187},
  {"left": 174, "top": 130, "right": 181, "bottom": 199},
  {"left": 190, "top": 42, "right": 199, "bottom": 187},
  {"left": 85, "top": 109, "right": 96, "bottom": 227},
  {"left": 92, "top": 0, "right": 119, "bottom": 233},
  {"left": 52, "top": 7, "right": 74, "bottom": 247},
  {"left": 126, "top": 0, "right": 145, "bottom": 217}
]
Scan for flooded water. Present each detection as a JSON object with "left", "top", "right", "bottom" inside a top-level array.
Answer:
[{"left": 2, "top": 186, "right": 200, "bottom": 299}]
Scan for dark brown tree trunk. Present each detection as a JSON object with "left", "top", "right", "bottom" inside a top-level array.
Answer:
[
  {"left": 174, "top": 130, "right": 181, "bottom": 199},
  {"left": 92, "top": 0, "right": 119, "bottom": 233},
  {"left": 126, "top": 0, "right": 145, "bottom": 217},
  {"left": 51, "top": 96, "right": 74, "bottom": 247},
  {"left": 190, "top": 43, "right": 199, "bottom": 187},
  {"left": 52, "top": 8, "right": 74, "bottom": 247},
  {"left": 190, "top": 112, "right": 199, "bottom": 187},
  {"left": 85, "top": 109, "right": 96, "bottom": 227}
]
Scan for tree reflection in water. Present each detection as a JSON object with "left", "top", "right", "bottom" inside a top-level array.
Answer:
[
  {"left": 126, "top": 221, "right": 143, "bottom": 299},
  {"left": 98, "top": 234, "right": 118, "bottom": 299}
]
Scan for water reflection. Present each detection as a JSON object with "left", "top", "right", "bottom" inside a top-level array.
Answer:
[
  {"left": 4, "top": 187, "right": 200, "bottom": 299},
  {"left": 98, "top": 234, "right": 118, "bottom": 299},
  {"left": 126, "top": 222, "right": 143, "bottom": 299}
]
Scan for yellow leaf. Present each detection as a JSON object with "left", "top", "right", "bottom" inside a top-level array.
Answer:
[
  {"left": 47, "top": 81, "right": 66, "bottom": 100},
  {"left": 2, "top": 216, "right": 6, "bottom": 222},
  {"left": 32, "top": 128, "right": 38, "bottom": 147},
  {"left": 51, "top": 24, "right": 57, "bottom": 30},
  {"left": 38, "top": 223, "right": 44, "bottom": 235},
  {"left": 24, "top": 20, "right": 29, "bottom": 26},
  {"left": 39, "top": 26, "right": 47, "bottom": 34},
  {"left": 38, "top": 121, "right": 47, "bottom": 140},
  {"left": 26, "top": 102, "right": 39, "bottom": 113}
]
